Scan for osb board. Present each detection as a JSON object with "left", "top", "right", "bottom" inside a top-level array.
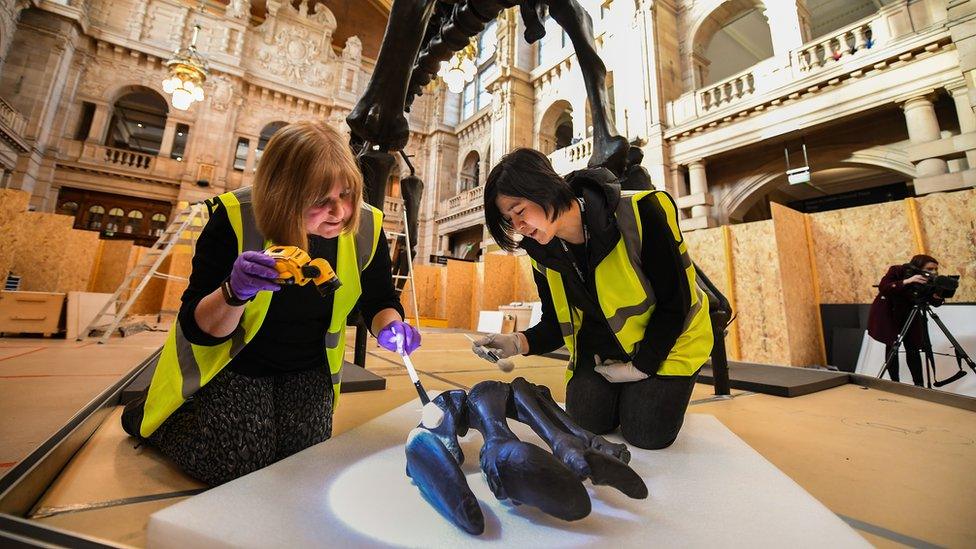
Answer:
[
  {"left": 916, "top": 189, "right": 976, "bottom": 302},
  {"left": 160, "top": 252, "right": 192, "bottom": 313},
  {"left": 90, "top": 240, "right": 136, "bottom": 294},
  {"left": 771, "top": 203, "right": 823, "bottom": 366},
  {"left": 11, "top": 212, "right": 75, "bottom": 292},
  {"left": 0, "top": 189, "right": 30, "bottom": 281},
  {"left": 683, "top": 226, "right": 729, "bottom": 299},
  {"left": 399, "top": 264, "right": 444, "bottom": 320},
  {"left": 729, "top": 220, "right": 790, "bottom": 366},
  {"left": 513, "top": 254, "right": 539, "bottom": 302},
  {"left": 56, "top": 229, "right": 101, "bottom": 294},
  {"left": 809, "top": 201, "right": 914, "bottom": 304},
  {"left": 445, "top": 259, "right": 478, "bottom": 330},
  {"left": 482, "top": 253, "right": 518, "bottom": 310}
]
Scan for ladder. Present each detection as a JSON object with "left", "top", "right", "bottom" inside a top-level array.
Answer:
[
  {"left": 388, "top": 206, "right": 421, "bottom": 327},
  {"left": 81, "top": 202, "right": 208, "bottom": 344}
]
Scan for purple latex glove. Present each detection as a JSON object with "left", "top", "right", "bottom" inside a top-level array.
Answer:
[
  {"left": 377, "top": 320, "right": 421, "bottom": 355},
  {"left": 229, "top": 251, "right": 281, "bottom": 301}
]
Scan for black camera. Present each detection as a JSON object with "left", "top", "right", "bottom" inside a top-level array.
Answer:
[{"left": 903, "top": 264, "right": 959, "bottom": 303}]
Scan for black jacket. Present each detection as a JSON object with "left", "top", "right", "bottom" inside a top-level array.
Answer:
[
  {"left": 178, "top": 205, "right": 402, "bottom": 377},
  {"left": 521, "top": 168, "right": 692, "bottom": 375}
]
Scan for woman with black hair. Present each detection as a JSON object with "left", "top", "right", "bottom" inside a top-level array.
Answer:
[
  {"left": 473, "top": 148, "right": 713, "bottom": 450},
  {"left": 868, "top": 254, "right": 943, "bottom": 386}
]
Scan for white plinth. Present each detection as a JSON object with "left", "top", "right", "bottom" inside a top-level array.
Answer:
[{"left": 148, "top": 400, "right": 867, "bottom": 548}]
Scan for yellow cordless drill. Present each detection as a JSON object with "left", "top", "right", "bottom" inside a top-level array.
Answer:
[{"left": 263, "top": 245, "right": 342, "bottom": 296}]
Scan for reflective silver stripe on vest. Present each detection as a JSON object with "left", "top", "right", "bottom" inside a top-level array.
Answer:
[
  {"left": 331, "top": 370, "right": 342, "bottom": 385},
  {"left": 606, "top": 298, "right": 653, "bottom": 333},
  {"left": 355, "top": 204, "right": 376, "bottom": 270},
  {"left": 229, "top": 325, "right": 247, "bottom": 356},
  {"left": 233, "top": 188, "right": 264, "bottom": 252},
  {"left": 325, "top": 329, "right": 341, "bottom": 349},
  {"left": 174, "top": 325, "right": 202, "bottom": 400},
  {"left": 558, "top": 321, "right": 574, "bottom": 337},
  {"left": 614, "top": 195, "right": 656, "bottom": 305}
]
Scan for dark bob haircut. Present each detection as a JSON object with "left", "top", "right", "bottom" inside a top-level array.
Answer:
[
  {"left": 909, "top": 254, "right": 938, "bottom": 269},
  {"left": 483, "top": 148, "right": 576, "bottom": 251}
]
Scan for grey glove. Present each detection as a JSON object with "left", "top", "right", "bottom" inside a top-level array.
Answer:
[
  {"left": 593, "top": 355, "right": 649, "bottom": 383},
  {"left": 472, "top": 333, "right": 522, "bottom": 362}
]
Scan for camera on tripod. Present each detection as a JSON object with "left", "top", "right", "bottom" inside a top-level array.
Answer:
[{"left": 903, "top": 264, "right": 959, "bottom": 303}]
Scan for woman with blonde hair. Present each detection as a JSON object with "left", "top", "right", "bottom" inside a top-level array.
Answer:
[{"left": 122, "top": 120, "right": 419, "bottom": 485}]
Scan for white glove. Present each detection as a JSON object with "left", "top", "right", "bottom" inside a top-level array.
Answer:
[
  {"left": 593, "top": 355, "right": 649, "bottom": 383},
  {"left": 472, "top": 333, "right": 522, "bottom": 362}
]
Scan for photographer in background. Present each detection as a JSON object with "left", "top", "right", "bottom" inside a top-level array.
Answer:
[{"left": 868, "top": 254, "right": 944, "bottom": 386}]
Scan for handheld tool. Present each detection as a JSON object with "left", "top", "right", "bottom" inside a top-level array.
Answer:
[
  {"left": 396, "top": 332, "right": 430, "bottom": 404},
  {"left": 263, "top": 245, "right": 341, "bottom": 296},
  {"left": 465, "top": 334, "right": 515, "bottom": 373}
]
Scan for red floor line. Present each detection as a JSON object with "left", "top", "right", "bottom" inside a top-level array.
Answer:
[
  {"left": 0, "top": 373, "right": 120, "bottom": 379},
  {"left": 0, "top": 347, "right": 46, "bottom": 362},
  {"left": 0, "top": 462, "right": 16, "bottom": 468}
]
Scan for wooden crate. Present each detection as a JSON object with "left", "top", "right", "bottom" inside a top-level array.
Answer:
[{"left": 0, "top": 290, "right": 66, "bottom": 336}]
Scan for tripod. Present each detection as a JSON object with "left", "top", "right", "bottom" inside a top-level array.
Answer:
[{"left": 876, "top": 301, "right": 976, "bottom": 388}]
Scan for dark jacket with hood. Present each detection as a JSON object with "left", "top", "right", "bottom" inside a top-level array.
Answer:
[
  {"left": 521, "top": 168, "right": 692, "bottom": 376},
  {"left": 868, "top": 264, "right": 942, "bottom": 347}
]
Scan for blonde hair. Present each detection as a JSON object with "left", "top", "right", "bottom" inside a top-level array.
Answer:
[{"left": 252, "top": 120, "right": 363, "bottom": 250}]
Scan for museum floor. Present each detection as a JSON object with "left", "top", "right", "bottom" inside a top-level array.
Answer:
[{"left": 1, "top": 330, "right": 974, "bottom": 547}]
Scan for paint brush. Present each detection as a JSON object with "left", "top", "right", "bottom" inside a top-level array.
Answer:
[
  {"left": 396, "top": 333, "right": 430, "bottom": 404},
  {"left": 464, "top": 334, "right": 515, "bottom": 373}
]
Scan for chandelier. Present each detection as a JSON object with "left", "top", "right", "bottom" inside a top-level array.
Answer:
[
  {"left": 162, "top": 23, "right": 209, "bottom": 111},
  {"left": 437, "top": 39, "right": 478, "bottom": 94}
]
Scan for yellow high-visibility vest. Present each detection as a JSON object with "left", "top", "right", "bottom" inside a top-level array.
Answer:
[
  {"left": 532, "top": 190, "right": 713, "bottom": 380},
  {"left": 136, "top": 187, "right": 382, "bottom": 437}
]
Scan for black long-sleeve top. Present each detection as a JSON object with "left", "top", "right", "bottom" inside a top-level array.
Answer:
[
  {"left": 177, "top": 206, "right": 402, "bottom": 377},
  {"left": 521, "top": 171, "right": 692, "bottom": 376}
]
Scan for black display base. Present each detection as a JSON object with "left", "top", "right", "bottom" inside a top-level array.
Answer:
[
  {"left": 698, "top": 361, "right": 848, "bottom": 398},
  {"left": 120, "top": 352, "right": 386, "bottom": 405},
  {"left": 340, "top": 361, "right": 387, "bottom": 392},
  {"left": 541, "top": 350, "right": 847, "bottom": 398}
]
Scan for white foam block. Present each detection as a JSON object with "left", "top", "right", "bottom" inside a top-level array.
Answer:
[{"left": 148, "top": 401, "right": 867, "bottom": 548}]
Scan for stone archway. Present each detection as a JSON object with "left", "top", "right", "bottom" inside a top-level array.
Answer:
[
  {"left": 720, "top": 145, "right": 916, "bottom": 222},
  {"left": 683, "top": 0, "right": 769, "bottom": 91},
  {"left": 537, "top": 99, "right": 573, "bottom": 154}
]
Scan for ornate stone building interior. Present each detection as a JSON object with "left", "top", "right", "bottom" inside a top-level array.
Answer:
[{"left": 2, "top": 0, "right": 973, "bottom": 261}]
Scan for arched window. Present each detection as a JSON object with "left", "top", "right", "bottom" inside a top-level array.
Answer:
[
  {"left": 460, "top": 151, "right": 481, "bottom": 192},
  {"left": 255, "top": 121, "right": 288, "bottom": 166},
  {"left": 460, "top": 19, "right": 500, "bottom": 121},
  {"left": 106, "top": 89, "right": 169, "bottom": 155},
  {"left": 151, "top": 213, "right": 168, "bottom": 237},
  {"left": 125, "top": 210, "right": 144, "bottom": 234},
  {"left": 58, "top": 201, "right": 79, "bottom": 216},
  {"left": 87, "top": 205, "right": 105, "bottom": 230},
  {"left": 105, "top": 207, "right": 124, "bottom": 233},
  {"left": 701, "top": 8, "right": 774, "bottom": 86}
]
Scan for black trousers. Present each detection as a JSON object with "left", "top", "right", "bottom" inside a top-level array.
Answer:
[
  {"left": 565, "top": 354, "right": 700, "bottom": 450},
  {"left": 148, "top": 367, "right": 333, "bottom": 486},
  {"left": 885, "top": 342, "right": 924, "bottom": 387}
]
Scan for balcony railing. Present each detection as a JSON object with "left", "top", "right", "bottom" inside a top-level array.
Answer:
[
  {"left": 446, "top": 185, "right": 484, "bottom": 212},
  {"left": 698, "top": 69, "right": 756, "bottom": 113},
  {"left": 665, "top": 4, "right": 916, "bottom": 130},
  {"left": 102, "top": 146, "right": 155, "bottom": 170},
  {"left": 0, "top": 96, "right": 27, "bottom": 136},
  {"left": 548, "top": 137, "right": 592, "bottom": 175},
  {"left": 60, "top": 140, "right": 184, "bottom": 183},
  {"left": 793, "top": 19, "right": 882, "bottom": 76}
]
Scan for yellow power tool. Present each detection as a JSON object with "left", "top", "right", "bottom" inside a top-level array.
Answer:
[{"left": 263, "top": 245, "right": 342, "bottom": 296}]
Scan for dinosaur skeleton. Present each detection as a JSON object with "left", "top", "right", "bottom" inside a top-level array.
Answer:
[
  {"left": 405, "top": 378, "right": 648, "bottom": 534},
  {"left": 348, "top": 0, "right": 653, "bottom": 270}
]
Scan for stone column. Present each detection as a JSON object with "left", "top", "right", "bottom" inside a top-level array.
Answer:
[
  {"left": 87, "top": 102, "right": 111, "bottom": 143},
  {"left": 947, "top": 79, "right": 976, "bottom": 168},
  {"left": 763, "top": 1, "right": 810, "bottom": 60},
  {"left": 687, "top": 160, "right": 710, "bottom": 218},
  {"left": 902, "top": 95, "right": 949, "bottom": 177},
  {"left": 158, "top": 118, "right": 179, "bottom": 158}
]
